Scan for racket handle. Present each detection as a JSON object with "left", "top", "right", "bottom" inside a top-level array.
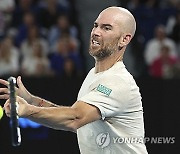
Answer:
[
  {"left": 8, "top": 77, "right": 21, "bottom": 146},
  {"left": 10, "top": 109, "right": 21, "bottom": 146}
]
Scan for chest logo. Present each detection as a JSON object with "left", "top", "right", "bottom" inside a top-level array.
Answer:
[{"left": 96, "top": 84, "right": 112, "bottom": 96}]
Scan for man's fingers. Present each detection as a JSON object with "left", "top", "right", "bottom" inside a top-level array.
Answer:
[
  {"left": 0, "top": 88, "right": 9, "bottom": 94},
  {"left": 0, "top": 79, "right": 9, "bottom": 87},
  {"left": 0, "top": 79, "right": 10, "bottom": 100},
  {"left": 4, "top": 99, "right": 10, "bottom": 117},
  {"left": 4, "top": 99, "right": 10, "bottom": 108},
  {"left": 17, "top": 76, "right": 24, "bottom": 88},
  {"left": 0, "top": 94, "right": 9, "bottom": 99}
]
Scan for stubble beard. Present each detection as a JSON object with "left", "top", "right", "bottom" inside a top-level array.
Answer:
[{"left": 89, "top": 40, "right": 119, "bottom": 61}]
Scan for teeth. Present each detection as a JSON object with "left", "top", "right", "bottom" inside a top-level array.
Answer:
[{"left": 92, "top": 40, "right": 100, "bottom": 45}]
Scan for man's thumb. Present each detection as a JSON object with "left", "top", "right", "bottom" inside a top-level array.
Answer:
[{"left": 17, "top": 76, "right": 24, "bottom": 88}]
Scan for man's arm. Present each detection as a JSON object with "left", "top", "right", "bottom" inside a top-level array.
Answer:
[
  {"left": 27, "top": 101, "right": 101, "bottom": 132},
  {"left": 29, "top": 95, "right": 59, "bottom": 107},
  {"left": 4, "top": 97, "right": 101, "bottom": 133}
]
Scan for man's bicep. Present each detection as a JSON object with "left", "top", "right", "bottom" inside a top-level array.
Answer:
[{"left": 71, "top": 101, "right": 101, "bottom": 129}]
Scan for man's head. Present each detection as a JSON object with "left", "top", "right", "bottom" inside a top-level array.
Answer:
[{"left": 89, "top": 6, "right": 136, "bottom": 61}]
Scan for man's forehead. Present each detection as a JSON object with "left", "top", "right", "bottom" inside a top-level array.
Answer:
[{"left": 95, "top": 13, "right": 120, "bottom": 27}]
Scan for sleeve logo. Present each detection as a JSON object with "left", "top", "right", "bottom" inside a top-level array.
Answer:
[{"left": 96, "top": 84, "right": 112, "bottom": 96}]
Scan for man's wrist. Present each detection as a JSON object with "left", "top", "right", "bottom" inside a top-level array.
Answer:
[{"left": 26, "top": 94, "right": 33, "bottom": 105}]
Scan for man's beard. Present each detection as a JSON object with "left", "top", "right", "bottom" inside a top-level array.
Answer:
[{"left": 89, "top": 40, "right": 119, "bottom": 61}]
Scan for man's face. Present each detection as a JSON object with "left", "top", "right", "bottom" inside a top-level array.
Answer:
[{"left": 89, "top": 11, "right": 121, "bottom": 60}]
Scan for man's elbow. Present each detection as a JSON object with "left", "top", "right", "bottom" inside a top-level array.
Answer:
[{"left": 65, "top": 119, "right": 82, "bottom": 133}]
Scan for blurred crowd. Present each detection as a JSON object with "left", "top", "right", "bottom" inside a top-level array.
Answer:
[
  {"left": 0, "top": 0, "right": 180, "bottom": 79},
  {"left": 0, "top": 0, "right": 84, "bottom": 79},
  {"left": 122, "top": 0, "right": 180, "bottom": 79}
]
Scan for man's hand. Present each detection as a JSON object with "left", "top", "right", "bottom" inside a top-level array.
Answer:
[
  {"left": 0, "top": 76, "right": 32, "bottom": 103},
  {"left": 4, "top": 96, "right": 31, "bottom": 117}
]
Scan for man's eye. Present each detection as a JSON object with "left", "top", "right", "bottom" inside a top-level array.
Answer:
[
  {"left": 104, "top": 27, "right": 111, "bottom": 31},
  {"left": 94, "top": 24, "right": 98, "bottom": 28}
]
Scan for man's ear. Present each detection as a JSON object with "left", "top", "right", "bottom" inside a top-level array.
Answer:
[{"left": 118, "top": 34, "right": 132, "bottom": 49}]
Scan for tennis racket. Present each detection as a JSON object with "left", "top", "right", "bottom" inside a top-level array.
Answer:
[{"left": 8, "top": 77, "right": 21, "bottom": 146}]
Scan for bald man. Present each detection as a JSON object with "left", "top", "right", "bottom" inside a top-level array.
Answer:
[{"left": 1, "top": 7, "right": 148, "bottom": 154}]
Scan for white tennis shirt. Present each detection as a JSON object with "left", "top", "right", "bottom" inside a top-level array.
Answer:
[{"left": 77, "top": 61, "right": 148, "bottom": 154}]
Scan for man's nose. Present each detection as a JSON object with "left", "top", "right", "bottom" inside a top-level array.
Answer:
[{"left": 91, "top": 27, "right": 101, "bottom": 36}]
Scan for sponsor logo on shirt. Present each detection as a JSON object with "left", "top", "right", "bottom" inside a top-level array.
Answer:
[{"left": 97, "top": 84, "right": 112, "bottom": 96}]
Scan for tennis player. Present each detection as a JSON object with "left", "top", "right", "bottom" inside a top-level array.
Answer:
[{"left": 1, "top": 6, "right": 148, "bottom": 154}]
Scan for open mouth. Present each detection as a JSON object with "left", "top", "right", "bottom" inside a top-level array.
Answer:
[{"left": 92, "top": 39, "right": 100, "bottom": 46}]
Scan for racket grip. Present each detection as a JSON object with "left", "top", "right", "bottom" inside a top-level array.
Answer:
[
  {"left": 10, "top": 106, "right": 21, "bottom": 146},
  {"left": 8, "top": 77, "right": 21, "bottom": 146}
]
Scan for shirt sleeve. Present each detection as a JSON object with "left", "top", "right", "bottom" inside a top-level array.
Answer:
[{"left": 78, "top": 75, "right": 130, "bottom": 120}]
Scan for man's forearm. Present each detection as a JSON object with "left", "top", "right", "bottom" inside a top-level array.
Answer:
[
  {"left": 29, "top": 95, "right": 59, "bottom": 107},
  {"left": 25, "top": 105, "right": 78, "bottom": 132}
]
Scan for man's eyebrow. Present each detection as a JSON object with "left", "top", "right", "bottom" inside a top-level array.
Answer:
[
  {"left": 102, "top": 24, "right": 112, "bottom": 27},
  {"left": 94, "top": 22, "right": 112, "bottom": 27}
]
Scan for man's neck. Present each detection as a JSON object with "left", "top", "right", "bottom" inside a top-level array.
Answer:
[{"left": 94, "top": 52, "right": 123, "bottom": 73}]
